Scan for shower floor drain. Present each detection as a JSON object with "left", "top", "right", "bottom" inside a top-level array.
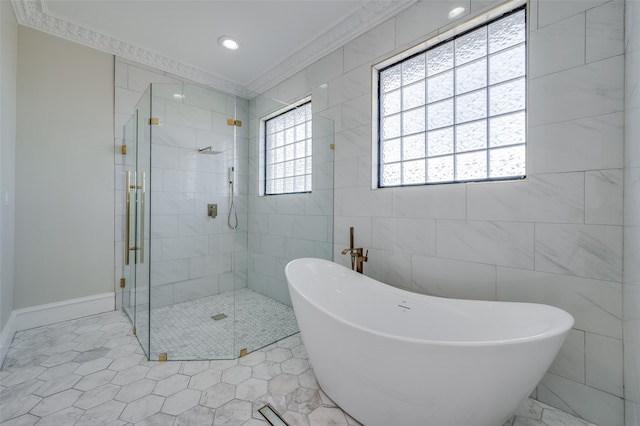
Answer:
[
  {"left": 211, "top": 313, "right": 227, "bottom": 321},
  {"left": 258, "top": 404, "right": 289, "bottom": 426}
]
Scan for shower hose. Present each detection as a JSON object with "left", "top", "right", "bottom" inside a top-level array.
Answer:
[{"left": 228, "top": 167, "right": 238, "bottom": 229}]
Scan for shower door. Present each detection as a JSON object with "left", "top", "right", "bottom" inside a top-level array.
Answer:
[
  {"left": 122, "top": 87, "right": 152, "bottom": 358},
  {"left": 122, "top": 113, "right": 136, "bottom": 321}
]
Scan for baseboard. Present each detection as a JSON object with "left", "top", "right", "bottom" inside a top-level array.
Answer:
[
  {"left": 14, "top": 292, "right": 115, "bottom": 332},
  {"left": 0, "top": 293, "right": 115, "bottom": 367},
  {"left": 0, "top": 310, "right": 17, "bottom": 367}
]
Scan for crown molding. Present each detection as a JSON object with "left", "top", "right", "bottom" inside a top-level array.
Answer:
[
  {"left": 243, "top": 0, "right": 419, "bottom": 95},
  {"left": 11, "top": 0, "right": 418, "bottom": 99},
  {"left": 11, "top": 0, "right": 254, "bottom": 97}
]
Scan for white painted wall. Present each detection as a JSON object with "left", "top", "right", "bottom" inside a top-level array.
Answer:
[
  {"left": 0, "top": 0, "right": 18, "bottom": 346},
  {"left": 15, "top": 27, "right": 114, "bottom": 308},
  {"left": 260, "top": 1, "right": 625, "bottom": 425},
  {"left": 624, "top": 0, "right": 640, "bottom": 424}
]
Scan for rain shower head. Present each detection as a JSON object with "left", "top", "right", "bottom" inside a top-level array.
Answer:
[{"left": 198, "top": 146, "right": 222, "bottom": 155}]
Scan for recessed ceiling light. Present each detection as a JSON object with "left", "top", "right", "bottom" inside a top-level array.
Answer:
[
  {"left": 173, "top": 93, "right": 184, "bottom": 99},
  {"left": 218, "top": 35, "right": 239, "bottom": 50},
  {"left": 448, "top": 6, "right": 465, "bottom": 19}
]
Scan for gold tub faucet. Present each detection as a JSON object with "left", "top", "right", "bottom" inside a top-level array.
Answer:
[{"left": 341, "top": 227, "right": 368, "bottom": 274}]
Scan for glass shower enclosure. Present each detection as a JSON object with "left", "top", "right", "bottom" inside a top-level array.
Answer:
[{"left": 121, "top": 83, "right": 334, "bottom": 361}]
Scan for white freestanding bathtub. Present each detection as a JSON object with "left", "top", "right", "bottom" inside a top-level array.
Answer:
[{"left": 285, "top": 258, "right": 574, "bottom": 426}]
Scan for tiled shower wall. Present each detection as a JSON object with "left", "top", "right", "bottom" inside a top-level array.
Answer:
[
  {"left": 624, "top": 0, "right": 640, "bottom": 424},
  {"left": 114, "top": 59, "right": 249, "bottom": 310},
  {"left": 259, "top": 0, "right": 624, "bottom": 425},
  {"left": 245, "top": 95, "right": 334, "bottom": 306}
]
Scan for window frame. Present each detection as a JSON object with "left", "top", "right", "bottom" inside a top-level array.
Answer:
[
  {"left": 371, "top": 0, "right": 528, "bottom": 189},
  {"left": 260, "top": 97, "right": 313, "bottom": 196}
]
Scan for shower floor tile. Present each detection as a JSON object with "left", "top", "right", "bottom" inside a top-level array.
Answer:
[
  {"left": 1, "top": 309, "right": 600, "bottom": 426},
  {"left": 129, "top": 288, "right": 299, "bottom": 360}
]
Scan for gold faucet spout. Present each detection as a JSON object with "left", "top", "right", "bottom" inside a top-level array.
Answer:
[{"left": 341, "top": 227, "right": 368, "bottom": 273}]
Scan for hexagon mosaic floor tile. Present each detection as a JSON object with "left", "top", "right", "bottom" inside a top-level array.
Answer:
[{"left": 1, "top": 310, "right": 598, "bottom": 426}]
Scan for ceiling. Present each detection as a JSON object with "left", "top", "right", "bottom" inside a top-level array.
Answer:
[{"left": 12, "top": 0, "right": 418, "bottom": 98}]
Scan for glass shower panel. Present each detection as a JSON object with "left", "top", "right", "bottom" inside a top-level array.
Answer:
[
  {"left": 122, "top": 112, "right": 137, "bottom": 324},
  {"left": 148, "top": 82, "right": 239, "bottom": 360},
  {"left": 133, "top": 86, "right": 152, "bottom": 359},
  {"left": 122, "top": 83, "right": 335, "bottom": 361},
  {"left": 239, "top": 94, "right": 335, "bottom": 355}
]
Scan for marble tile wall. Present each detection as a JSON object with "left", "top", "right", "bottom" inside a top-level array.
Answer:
[
  {"left": 245, "top": 96, "right": 334, "bottom": 306},
  {"left": 257, "top": 1, "right": 625, "bottom": 425},
  {"left": 113, "top": 59, "right": 249, "bottom": 312},
  {"left": 624, "top": 0, "right": 640, "bottom": 424}
]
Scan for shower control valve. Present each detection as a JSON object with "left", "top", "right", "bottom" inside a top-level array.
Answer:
[{"left": 207, "top": 204, "right": 218, "bottom": 219}]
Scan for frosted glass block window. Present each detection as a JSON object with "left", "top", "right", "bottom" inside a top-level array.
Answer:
[
  {"left": 265, "top": 101, "right": 312, "bottom": 195},
  {"left": 377, "top": 7, "right": 526, "bottom": 187}
]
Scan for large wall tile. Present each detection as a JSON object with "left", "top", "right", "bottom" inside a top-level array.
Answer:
[
  {"left": 371, "top": 217, "right": 436, "bottom": 256},
  {"left": 365, "top": 248, "right": 412, "bottom": 288},
  {"left": 529, "top": 13, "right": 585, "bottom": 78},
  {"left": 535, "top": 224, "right": 623, "bottom": 281},
  {"left": 150, "top": 215, "right": 179, "bottom": 239},
  {"left": 284, "top": 238, "right": 318, "bottom": 262},
  {"left": 161, "top": 236, "right": 209, "bottom": 260},
  {"left": 291, "top": 216, "right": 329, "bottom": 242},
  {"left": 436, "top": 220, "right": 534, "bottom": 269},
  {"left": 342, "top": 94, "right": 371, "bottom": 132},
  {"left": 150, "top": 259, "right": 189, "bottom": 286},
  {"left": 304, "top": 189, "right": 333, "bottom": 216},
  {"left": 340, "top": 186, "right": 393, "bottom": 218},
  {"left": 628, "top": 0, "right": 640, "bottom": 52},
  {"left": 334, "top": 216, "right": 372, "bottom": 248},
  {"left": 538, "top": 0, "right": 609, "bottom": 28},
  {"left": 333, "top": 125, "right": 370, "bottom": 161},
  {"left": 328, "top": 63, "right": 371, "bottom": 106},
  {"left": 165, "top": 102, "right": 212, "bottom": 131},
  {"left": 411, "top": 255, "right": 496, "bottom": 300},
  {"left": 127, "top": 64, "right": 178, "bottom": 93},
  {"left": 625, "top": 340, "right": 640, "bottom": 405},
  {"left": 585, "top": 169, "right": 623, "bottom": 225},
  {"left": 333, "top": 158, "right": 359, "bottom": 189},
  {"left": 189, "top": 254, "right": 232, "bottom": 279},
  {"left": 277, "top": 70, "right": 307, "bottom": 104},
  {"left": 172, "top": 277, "right": 219, "bottom": 304},
  {"left": 182, "top": 84, "right": 229, "bottom": 114},
  {"left": 529, "top": 56, "right": 624, "bottom": 127},
  {"left": 586, "top": 0, "right": 624, "bottom": 63},
  {"left": 150, "top": 283, "right": 174, "bottom": 309},
  {"left": 585, "top": 333, "right": 623, "bottom": 397},
  {"left": 627, "top": 401, "right": 640, "bottom": 426},
  {"left": 115, "top": 87, "right": 146, "bottom": 115},
  {"left": 392, "top": 184, "right": 466, "bottom": 219},
  {"left": 467, "top": 173, "right": 584, "bottom": 223},
  {"left": 152, "top": 192, "right": 195, "bottom": 215},
  {"left": 548, "top": 329, "right": 585, "bottom": 384},
  {"left": 625, "top": 168, "right": 640, "bottom": 226},
  {"left": 538, "top": 373, "right": 624, "bottom": 426},
  {"left": 497, "top": 267, "right": 622, "bottom": 338},
  {"left": 528, "top": 112, "right": 624, "bottom": 174},
  {"left": 343, "top": 19, "right": 395, "bottom": 73},
  {"left": 306, "top": 48, "right": 343, "bottom": 90}
]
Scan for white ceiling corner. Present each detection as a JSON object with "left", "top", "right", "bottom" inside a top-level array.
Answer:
[{"left": 11, "top": 0, "right": 418, "bottom": 99}]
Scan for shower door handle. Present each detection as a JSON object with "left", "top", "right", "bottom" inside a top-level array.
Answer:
[
  {"left": 139, "top": 172, "right": 145, "bottom": 264},
  {"left": 125, "top": 171, "right": 132, "bottom": 266},
  {"left": 125, "top": 171, "right": 145, "bottom": 265}
]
